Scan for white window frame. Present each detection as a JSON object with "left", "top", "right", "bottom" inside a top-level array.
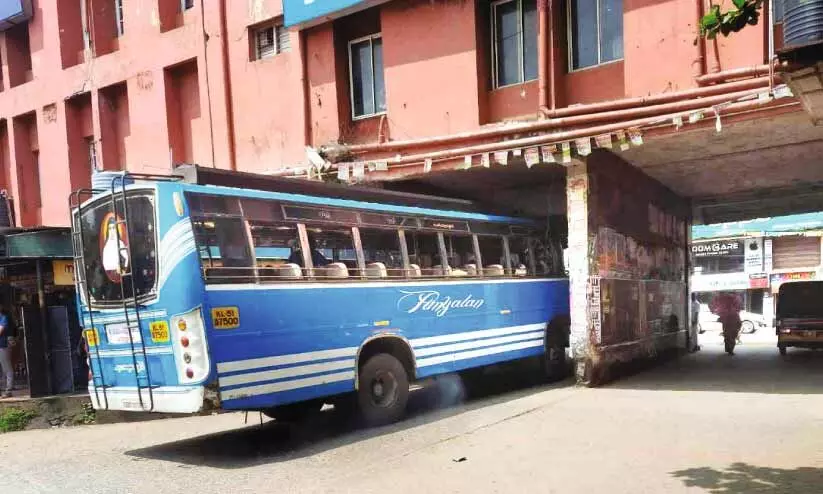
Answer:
[
  {"left": 566, "top": 0, "right": 624, "bottom": 72},
  {"left": 348, "top": 33, "right": 386, "bottom": 121},
  {"left": 490, "top": 0, "right": 536, "bottom": 89},
  {"left": 252, "top": 23, "right": 289, "bottom": 61},
  {"left": 81, "top": 0, "right": 91, "bottom": 49},
  {"left": 114, "top": 0, "right": 125, "bottom": 37},
  {"left": 253, "top": 25, "right": 276, "bottom": 60}
]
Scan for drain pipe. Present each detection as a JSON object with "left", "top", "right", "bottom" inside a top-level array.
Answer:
[
  {"left": 767, "top": 0, "right": 775, "bottom": 94},
  {"left": 538, "top": 0, "right": 549, "bottom": 114},
  {"left": 693, "top": 0, "right": 706, "bottom": 78}
]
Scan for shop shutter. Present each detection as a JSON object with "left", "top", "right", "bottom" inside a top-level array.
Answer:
[{"left": 772, "top": 235, "right": 821, "bottom": 270}]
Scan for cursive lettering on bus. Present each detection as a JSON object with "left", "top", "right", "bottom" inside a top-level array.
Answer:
[{"left": 397, "top": 290, "right": 485, "bottom": 317}]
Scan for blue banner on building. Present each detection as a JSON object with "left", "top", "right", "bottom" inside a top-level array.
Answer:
[
  {"left": 283, "top": 0, "right": 380, "bottom": 27},
  {"left": 692, "top": 212, "right": 823, "bottom": 240},
  {"left": 0, "top": 0, "right": 32, "bottom": 31}
]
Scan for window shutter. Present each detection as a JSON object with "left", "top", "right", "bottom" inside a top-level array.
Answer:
[
  {"left": 276, "top": 25, "right": 291, "bottom": 53},
  {"left": 772, "top": 236, "right": 821, "bottom": 270},
  {"left": 256, "top": 27, "right": 275, "bottom": 59}
]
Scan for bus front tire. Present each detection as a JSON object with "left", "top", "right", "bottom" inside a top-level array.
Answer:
[{"left": 357, "top": 353, "right": 409, "bottom": 427}]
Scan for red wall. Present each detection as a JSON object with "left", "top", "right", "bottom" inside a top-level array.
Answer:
[{"left": 0, "top": 0, "right": 772, "bottom": 227}]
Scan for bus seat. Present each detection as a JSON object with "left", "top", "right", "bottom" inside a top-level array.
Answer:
[
  {"left": 323, "top": 262, "right": 349, "bottom": 279},
  {"left": 366, "top": 262, "right": 388, "bottom": 278},
  {"left": 485, "top": 264, "right": 505, "bottom": 276},
  {"left": 463, "top": 264, "right": 477, "bottom": 276},
  {"left": 408, "top": 264, "right": 422, "bottom": 277},
  {"left": 433, "top": 265, "right": 452, "bottom": 277},
  {"left": 277, "top": 263, "right": 302, "bottom": 280},
  {"left": 515, "top": 264, "right": 528, "bottom": 276}
]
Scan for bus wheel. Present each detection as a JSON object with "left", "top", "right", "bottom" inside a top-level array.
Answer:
[
  {"left": 263, "top": 400, "right": 322, "bottom": 422},
  {"left": 779, "top": 345, "right": 787, "bottom": 356},
  {"left": 357, "top": 353, "right": 409, "bottom": 426}
]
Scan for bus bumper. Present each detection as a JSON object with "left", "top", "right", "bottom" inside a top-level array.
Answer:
[{"left": 87, "top": 384, "right": 206, "bottom": 414}]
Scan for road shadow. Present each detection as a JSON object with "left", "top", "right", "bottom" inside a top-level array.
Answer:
[
  {"left": 606, "top": 342, "right": 823, "bottom": 395},
  {"left": 671, "top": 462, "right": 823, "bottom": 493},
  {"left": 126, "top": 360, "right": 572, "bottom": 469}
]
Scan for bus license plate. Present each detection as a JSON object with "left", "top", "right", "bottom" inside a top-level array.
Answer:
[
  {"left": 211, "top": 307, "right": 240, "bottom": 330},
  {"left": 150, "top": 321, "right": 170, "bottom": 343},
  {"left": 85, "top": 329, "right": 99, "bottom": 347}
]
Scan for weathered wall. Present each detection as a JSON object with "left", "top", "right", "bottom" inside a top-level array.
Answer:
[{"left": 567, "top": 150, "right": 690, "bottom": 383}]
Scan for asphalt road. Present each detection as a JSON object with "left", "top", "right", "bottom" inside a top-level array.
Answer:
[{"left": 3, "top": 332, "right": 823, "bottom": 493}]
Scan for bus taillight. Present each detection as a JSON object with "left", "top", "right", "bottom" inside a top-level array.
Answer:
[{"left": 170, "top": 308, "right": 210, "bottom": 384}]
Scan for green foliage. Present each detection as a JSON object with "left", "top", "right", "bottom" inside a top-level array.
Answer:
[
  {"left": 0, "top": 408, "right": 37, "bottom": 433},
  {"left": 699, "top": 0, "right": 764, "bottom": 39}
]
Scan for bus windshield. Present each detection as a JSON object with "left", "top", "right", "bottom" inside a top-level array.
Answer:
[{"left": 77, "top": 193, "right": 157, "bottom": 305}]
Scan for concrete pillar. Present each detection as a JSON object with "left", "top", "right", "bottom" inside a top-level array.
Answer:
[
  {"left": 565, "top": 161, "right": 594, "bottom": 382},
  {"left": 565, "top": 150, "right": 690, "bottom": 384}
]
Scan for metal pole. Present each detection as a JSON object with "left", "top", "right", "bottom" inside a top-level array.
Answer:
[{"left": 36, "top": 260, "right": 51, "bottom": 394}]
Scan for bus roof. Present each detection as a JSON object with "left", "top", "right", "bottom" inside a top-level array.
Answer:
[
  {"left": 180, "top": 181, "right": 536, "bottom": 225},
  {"left": 174, "top": 164, "right": 536, "bottom": 225}
]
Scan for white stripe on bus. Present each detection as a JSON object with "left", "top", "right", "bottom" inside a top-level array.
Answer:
[
  {"left": 413, "top": 330, "right": 544, "bottom": 358},
  {"left": 204, "top": 277, "right": 563, "bottom": 291},
  {"left": 410, "top": 323, "right": 546, "bottom": 348},
  {"left": 216, "top": 346, "right": 358, "bottom": 374},
  {"left": 216, "top": 324, "right": 547, "bottom": 375},
  {"left": 220, "top": 370, "right": 356, "bottom": 401},
  {"left": 219, "top": 358, "right": 356, "bottom": 387},
  {"left": 416, "top": 339, "right": 544, "bottom": 368}
]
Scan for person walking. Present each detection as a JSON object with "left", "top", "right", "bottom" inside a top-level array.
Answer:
[
  {"left": 0, "top": 307, "right": 13, "bottom": 397},
  {"left": 710, "top": 292, "right": 743, "bottom": 356}
]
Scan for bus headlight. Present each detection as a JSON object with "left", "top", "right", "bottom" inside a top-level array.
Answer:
[{"left": 171, "top": 307, "right": 210, "bottom": 384}]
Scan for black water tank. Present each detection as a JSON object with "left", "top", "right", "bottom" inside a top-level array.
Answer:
[{"left": 783, "top": 0, "right": 823, "bottom": 49}]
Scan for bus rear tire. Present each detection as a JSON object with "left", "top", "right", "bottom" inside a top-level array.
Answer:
[
  {"left": 357, "top": 353, "right": 409, "bottom": 427},
  {"left": 779, "top": 345, "right": 787, "bottom": 356}
]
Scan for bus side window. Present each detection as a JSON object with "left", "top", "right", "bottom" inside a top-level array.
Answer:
[
  {"left": 443, "top": 233, "right": 476, "bottom": 276},
  {"left": 477, "top": 235, "right": 506, "bottom": 276},
  {"left": 305, "top": 225, "right": 356, "bottom": 278},
  {"left": 359, "top": 228, "right": 403, "bottom": 278},
  {"left": 405, "top": 231, "right": 443, "bottom": 277},
  {"left": 508, "top": 236, "right": 536, "bottom": 276},
  {"left": 193, "top": 217, "right": 254, "bottom": 283},
  {"left": 249, "top": 222, "right": 300, "bottom": 281}
]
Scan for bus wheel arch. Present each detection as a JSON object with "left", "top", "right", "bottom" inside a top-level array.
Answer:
[
  {"left": 355, "top": 334, "right": 417, "bottom": 387},
  {"left": 354, "top": 335, "right": 415, "bottom": 426}
]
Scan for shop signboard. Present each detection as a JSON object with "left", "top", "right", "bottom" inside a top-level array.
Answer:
[
  {"left": 692, "top": 240, "right": 743, "bottom": 258},
  {"left": 52, "top": 260, "right": 75, "bottom": 286},
  {"left": 770, "top": 271, "right": 816, "bottom": 293},
  {"left": 749, "top": 273, "right": 769, "bottom": 289},
  {"left": 744, "top": 237, "right": 764, "bottom": 273},
  {"left": 691, "top": 272, "right": 750, "bottom": 292}
]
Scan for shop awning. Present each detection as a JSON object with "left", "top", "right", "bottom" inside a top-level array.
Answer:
[{"left": 4, "top": 228, "right": 72, "bottom": 259}]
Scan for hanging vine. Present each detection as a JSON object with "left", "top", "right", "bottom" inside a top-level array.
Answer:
[{"left": 699, "top": 0, "right": 764, "bottom": 39}]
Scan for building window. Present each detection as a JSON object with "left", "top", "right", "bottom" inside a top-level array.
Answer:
[
  {"left": 86, "top": 137, "right": 98, "bottom": 172},
  {"left": 114, "top": 0, "right": 125, "bottom": 37},
  {"left": 252, "top": 23, "right": 290, "bottom": 60},
  {"left": 773, "top": 0, "right": 784, "bottom": 23},
  {"left": 491, "top": 0, "right": 537, "bottom": 88},
  {"left": 568, "top": 0, "right": 623, "bottom": 70},
  {"left": 182, "top": 0, "right": 195, "bottom": 10},
  {"left": 348, "top": 34, "right": 385, "bottom": 119}
]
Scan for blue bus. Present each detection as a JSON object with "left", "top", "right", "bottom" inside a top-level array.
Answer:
[{"left": 71, "top": 169, "right": 570, "bottom": 425}]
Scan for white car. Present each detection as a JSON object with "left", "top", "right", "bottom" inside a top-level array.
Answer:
[{"left": 697, "top": 306, "right": 768, "bottom": 334}]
